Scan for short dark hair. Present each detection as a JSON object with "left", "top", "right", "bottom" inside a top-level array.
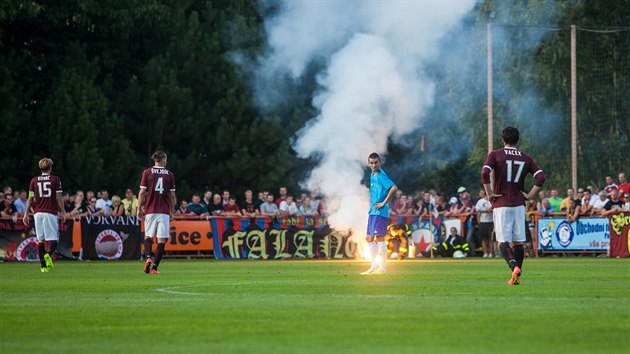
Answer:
[
  {"left": 152, "top": 151, "right": 167, "bottom": 162},
  {"left": 368, "top": 152, "right": 380, "bottom": 160},
  {"left": 502, "top": 126, "right": 520, "bottom": 145}
]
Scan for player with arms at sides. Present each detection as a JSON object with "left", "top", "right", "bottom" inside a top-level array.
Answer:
[
  {"left": 481, "top": 127, "right": 545, "bottom": 285},
  {"left": 362, "top": 152, "right": 398, "bottom": 275},
  {"left": 23, "top": 158, "right": 67, "bottom": 272},
  {"left": 137, "top": 151, "right": 176, "bottom": 275}
]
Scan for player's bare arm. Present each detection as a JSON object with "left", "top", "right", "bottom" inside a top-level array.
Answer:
[
  {"left": 170, "top": 191, "right": 177, "bottom": 219},
  {"left": 137, "top": 188, "right": 147, "bottom": 220},
  {"left": 375, "top": 185, "right": 398, "bottom": 210},
  {"left": 56, "top": 192, "right": 67, "bottom": 223},
  {"left": 22, "top": 194, "right": 33, "bottom": 224},
  {"left": 524, "top": 185, "right": 542, "bottom": 201}
]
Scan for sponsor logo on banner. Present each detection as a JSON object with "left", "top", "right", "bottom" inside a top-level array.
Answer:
[
  {"left": 95, "top": 229, "right": 124, "bottom": 259},
  {"left": 556, "top": 221, "right": 574, "bottom": 248},
  {"left": 538, "top": 217, "right": 609, "bottom": 251},
  {"left": 16, "top": 236, "right": 39, "bottom": 262}
]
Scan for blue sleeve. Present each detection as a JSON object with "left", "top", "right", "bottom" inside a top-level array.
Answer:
[{"left": 380, "top": 171, "right": 395, "bottom": 191}]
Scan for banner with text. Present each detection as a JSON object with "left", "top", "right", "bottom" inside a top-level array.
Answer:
[
  {"left": 609, "top": 212, "right": 630, "bottom": 258},
  {"left": 0, "top": 219, "right": 73, "bottom": 261},
  {"left": 80, "top": 216, "right": 143, "bottom": 260},
  {"left": 537, "top": 217, "right": 609, "bottom": 252},
  {"left": 211, "top": 217, "right": 355, "bottom": 259}
]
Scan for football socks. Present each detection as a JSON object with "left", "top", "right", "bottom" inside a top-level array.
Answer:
[
  {"left": 377, "top": 241, "right": 387, "bottom": 272},
  {"left": 38, "top": 242, "right": 47, "bottom": 268},
  {"left": 499, "top": 242, "right": 516, "bottom": 270},
  {"left": 369, "top": 242, "right": 378, "bottom": 271},
  {"left": 153, "top": 243, "right": 165, "bottom": 269},
  {"left": 513, "top": 243, "right": 525, "bottom": 269},
  {"left": 47, "top": 240, "right": 58, "bottom": 256},
  {"left": 144, "top": 237, "right": 153, "bottom": 259}
]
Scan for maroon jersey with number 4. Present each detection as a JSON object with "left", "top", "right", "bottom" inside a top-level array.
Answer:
[
  {"left": 139, "top": 166, "right": 175, "bottom": 215},
  {"left": 481, "top": 147, "right": 545, "bottom": 208},
  {"left": 28, "top": 174, "right": 63, "bottom": 215}
]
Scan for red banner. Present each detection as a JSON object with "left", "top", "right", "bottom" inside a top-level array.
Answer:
[{"left": 609, "top": 212, "right": 630, "bottom": 258}]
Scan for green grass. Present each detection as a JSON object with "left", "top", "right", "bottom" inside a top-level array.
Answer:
[{"left": 1, "top": 258, "right": 628, "bottom": 354}]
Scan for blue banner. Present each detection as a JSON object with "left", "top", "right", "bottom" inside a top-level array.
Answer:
[{"left": 537, "top": 217, "right": 609, "bottom": 251}]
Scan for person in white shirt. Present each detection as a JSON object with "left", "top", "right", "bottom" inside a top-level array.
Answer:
[{"left": 279, "top": 194, "right": 299, "bottom": 217}]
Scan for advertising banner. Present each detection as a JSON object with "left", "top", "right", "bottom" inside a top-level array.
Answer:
[
  {"left": 537, "top": 217, "right": 609, "bottom": 252},
  {"left": 165, "top": 220, "right": 214, "bottom": 251},
  {"left": 80, "top": 216, "right": 143, "bottom": 260},
  {"left": 211, "top": 217, "right": 355, "bottom": 259},
  {"left": 609, "top": 212, "right": 630, "bottom": 258},
  {"left": 0, "top": 219, "right": 73, "bottom": 261}
]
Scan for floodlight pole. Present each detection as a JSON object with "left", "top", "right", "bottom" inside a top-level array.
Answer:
[
  {"left": 487, "top": 21, "right": 494, "bottom": 154},
  {"left": 570, "top": 25, "right": 578, "bottom": 191}
]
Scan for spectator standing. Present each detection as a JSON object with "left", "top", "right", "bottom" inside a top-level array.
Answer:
[
  {"left": 221, "top": 189, "right": 230, "bottom": 205},
  {"left": 559, "top": 188, "right": 575, "bottom": 212},
  {"left": 475, "top": 188, "right": 494, "bottom": 258},
  {"left": 69, "top": 194, "right": 86, "bottom": 217},
  {"left": 604, "top": 175, "right": 618, "bottom": 198},
  {"left": 223, "top": 196, "right": 242, "bottom": 216},
  {"left": 299, "top": 195, "right": 318, "bottom": 216},
  {"left": 96, "top": 190, "right": 112, "bottom": 216},
  {"left": 121, "top": 189, "right": 139, "bottom": 217},
  {"left": 1, "top": 193, "right": 18, "bottom": 222},
  {"left": 580, "top": 189, "right": 595, "bottom": 215},
  {"left": 201, "top": 190, "right": 213, "bottom": 209},
  {"left": 110, "top": 195, "right": 124, "bottom": 216},
  {"left": 207, "top": 194, "right": 224, "bottom": 216},
  {"left": 187, "top": 194, "right": 209, "bottom": 217},
  {"left": 13, "top": 189, "right": 28, "bottom": 214},
  {"left": 175, "top": 200, "right": 189, "bottom": 215},
  {"left": 86, "top": 197, "right": 103, "bottom": 216},
  {"left": 547, "top": 189, "right": 563, "bottom": 212},
  {"left": 617, "top": 173, "right": 630, "bottom": 202},
  {"left": 591, "top": 191, "right": 609, "bottom": 215},
  {"left": 623, "top": 191, "right": 630, "bottom": 211},
  {"left": 566, "top": 198, "right": 581, "bottom": 223},
  {"left": 240, "top": 190, "right": 259, "bottom": 217},
  {"left": 602, "top": 188, "right": 623, "bottom": 216},
  {"left": 275, "top": 186, "right": 288, "bottom": 207},
  {"left": 279, "top": 194, "right": 299, "bottom": 217},
  {"left": 260, "top": 194, "right": 279, "bottom": 217}
]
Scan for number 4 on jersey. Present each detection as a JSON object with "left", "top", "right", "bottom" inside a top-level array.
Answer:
[{"left": 154, "top": 177, "right": 164, "bottom": 194}]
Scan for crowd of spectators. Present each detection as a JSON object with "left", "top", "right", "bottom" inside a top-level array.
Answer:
[{"left": 2, "top": 172, "right": 629, "bottom": 225}]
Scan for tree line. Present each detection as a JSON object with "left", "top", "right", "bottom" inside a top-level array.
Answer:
[{"left": 1, "top": 0, "right": 628, "bottom": 200}]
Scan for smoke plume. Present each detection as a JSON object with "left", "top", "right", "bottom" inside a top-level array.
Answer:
[{"left": 255, "top": 1, "right": 476, "bottom": 236}]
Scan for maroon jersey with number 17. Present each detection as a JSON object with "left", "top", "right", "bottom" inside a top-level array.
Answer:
[
  {"left": 139, "top": 166, "right": 175, "bottom": 215},
  {"left": 28, "top": 174, "right": 63, "bottom": 215},
  {"left": 481, "top": 146, "right": 545, "bottom": 208}
]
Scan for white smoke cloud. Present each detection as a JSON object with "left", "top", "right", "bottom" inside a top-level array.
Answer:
[{"left": 256, "top": 1, "right": 477, "bottom": 237}]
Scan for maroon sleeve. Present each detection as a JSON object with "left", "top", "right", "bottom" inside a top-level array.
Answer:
[
  {"left": 55, "top": 176, "right": 63, "bottom": 194},
  {"left": 169, "top": 172, "right": 176, "bottom": 191},
  {"left": 140, "top": 169, "right": 148, "bottom": 189},
  {"left": 529, "top": 160, "right": 546, "bottom": 187},
  {"left": 481, "top": 151, "right": 495, "bottom": 184}
]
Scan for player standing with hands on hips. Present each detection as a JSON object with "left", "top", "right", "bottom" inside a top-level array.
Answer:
[
  {"left": 23, "top": 158, "right": 67, "bottom": 272},
  {"left": 481, "top": 127, "right": 545, "bottom": 285},
  {"left": 362, "top": 152, "right": 398, "bottom": 275},
  {"left": 137, "top": 151, "right": 176, "bottom": 274}
]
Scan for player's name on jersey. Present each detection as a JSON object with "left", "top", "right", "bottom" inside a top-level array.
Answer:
[
  {"left": 37, "top": 175, "right": 51, "bottom": 181},
  {"left": 151, "top": 168, "right": 170, "bottom": 174},
  {"left": 504, "top": 149, "right": 522, "bottom": 156}
]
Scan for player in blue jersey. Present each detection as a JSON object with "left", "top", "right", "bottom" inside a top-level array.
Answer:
[{"left": 362, "top": 152, "right": 398, "bottom": 275}]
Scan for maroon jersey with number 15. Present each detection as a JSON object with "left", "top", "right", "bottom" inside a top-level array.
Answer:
[
  {"left": 28, "top": 174, "right": 63, "bottom": 215},
  {"left": 140, "top": 166, "right": 175, "bottom": 215},
  {"left": 481, "top": 146, "right": 545, "bottom": 208}
]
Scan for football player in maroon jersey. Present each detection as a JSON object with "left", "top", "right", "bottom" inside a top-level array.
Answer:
[
  {"left": 482, "top": 127, "right": 545, "bottom": 285},
  {"left": 137, "top": 151, "right": 176, "bottom": 274},
  {"left": 23, "top": 158, "right": 67, "bottom": 272}
]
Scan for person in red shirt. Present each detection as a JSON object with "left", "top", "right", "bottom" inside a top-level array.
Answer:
[
  {"left": 137, "top": 151, "right": 176, "bottom": 274},
  {"left": 617, "top": 172, "right": 630, "bottom": 202},
  {"left": 23, "top": 157, "right": 67, "bottom": 272},
  {"left": 481, "top": 127, "right": 545, "bottom": 285}
]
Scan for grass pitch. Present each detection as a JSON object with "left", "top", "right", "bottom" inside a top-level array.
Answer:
[{"left": 1, "top": 258, "right": 628, "bottom": 354}]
